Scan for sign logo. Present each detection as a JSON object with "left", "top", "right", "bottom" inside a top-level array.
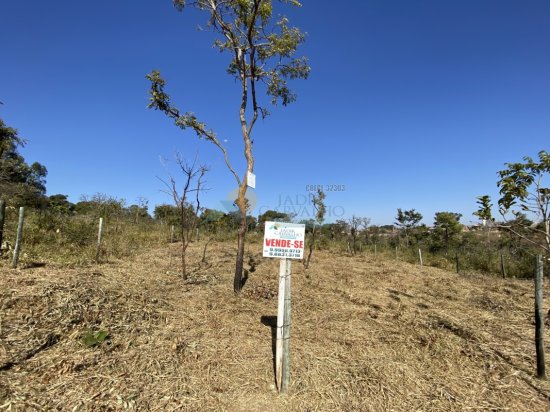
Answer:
[{"left": 221, "top": 187, "right": 258, "bottom": 213}]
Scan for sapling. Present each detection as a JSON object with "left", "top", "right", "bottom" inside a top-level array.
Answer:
[{"left": 304, "top": 188, "right": 326, "bottom": 270}]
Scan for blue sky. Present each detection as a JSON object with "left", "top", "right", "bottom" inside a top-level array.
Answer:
[{"left": 1, "top": 0, "right": 548, "bottom": 225}]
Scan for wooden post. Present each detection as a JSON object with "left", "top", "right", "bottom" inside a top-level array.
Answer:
[
  {"left": 534, "top": 255, "right": 546, "bottom": 379},
  {"left": 276, "top": 259, "right": 286, "bottom": 390},
  {"left": 158, "top": 221, "right": 163, "bottom": 246},
  {"left": 455, "top": 251, "right": 459, "bottom": 274},
  {"left": 395, "top": 245, "right": 398, "bottom": 261},
  {"left": 170, "top": 225, "right": 175, "bottom": 243},
  {"left": 11, "top": 207, "right": 25, "bottom": 268},
  {"left": 500, "top": 252, "right": 506, "bottom": 279},
  {"left": 282, "top": 258, "right": 292, "bottom": 393},
  {"left": 374, "top": 243, "right": 377, "bottom": 259},
  {"left": 418, "top": 248, "right": 423, "bottom": 266},
  {"left": 96, "top": 217, "right": 104, "bottom": 263},
  {"left": 0, "top": 200, "right": 5, "bottom": 254},
  {"left": 276, "top": 258, "right": 292, "bottom": 392}
]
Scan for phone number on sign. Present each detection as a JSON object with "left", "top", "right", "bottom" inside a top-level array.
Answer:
[{"left": 306, "top": 184, "right": 346, "bottom": 192}]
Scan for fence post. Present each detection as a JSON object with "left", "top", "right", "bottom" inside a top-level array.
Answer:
[
  {"left": 0, "top": 200, "right": 5, "bottom": 254},
  {"left": 395, "top": 245, "right": 398, "bottom": 261},
  {"left": 276, "top": 258, "right": 292, "bottom": 393},
  {"left": 282, "top": 258, "right": 292, "bottom": 393},
  {"left": 500, "top": 252, "right": 506, "bottom": 279},
  {"left": 96, "top": 217, "right": 104, "bottom": 263},
  {"left": 11, "top": 207, "right": 25, "bottom": 268},
  {"left": 418, "top": 248, "right": 423, "bottom": 266},
  {"left": 170, "top": 225, "right": 175, "bottom": 243},
  {"left": 534, "top": 255, "right": 546, "bottom": 379}
]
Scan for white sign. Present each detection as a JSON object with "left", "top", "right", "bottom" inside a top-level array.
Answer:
[
  {"left": 247, "top": 171, "right": 256, "bottom": 189},
  {"left": 263, "top": 221, "right": 305, "bottom": 259}
]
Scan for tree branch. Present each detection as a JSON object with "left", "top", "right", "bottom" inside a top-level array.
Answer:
[
  {"left": 147, "top": 70, "right": 241, "bottom": 187},
  {"left": 499, "top": 223, "right": 550, "bottom": 255}
]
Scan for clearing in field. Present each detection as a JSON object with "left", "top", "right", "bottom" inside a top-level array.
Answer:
[{"left": 1, "top": 241, "right": 549, "bottom": 411}]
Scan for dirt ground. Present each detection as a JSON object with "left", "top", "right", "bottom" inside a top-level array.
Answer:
[{"left": 1, "top": 241, "right": 549, "bottom": 411}]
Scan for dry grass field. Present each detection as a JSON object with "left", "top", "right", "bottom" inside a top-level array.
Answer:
[{"left": 1, "top": 240, "right": 549, "bottom": 411}]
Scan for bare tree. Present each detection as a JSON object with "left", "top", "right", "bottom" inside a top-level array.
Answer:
[
  {"left": 134, "top": 196, "right": 149, "bottom": 224},
  {"left": 161, "top": 154, "right": 208, "bottom": 280},
  {"left": 349, "top": 216, "right": 370, "bottom": 255},
  {"left": 304, "top": 189, "right": 326, "bottom": 269}
]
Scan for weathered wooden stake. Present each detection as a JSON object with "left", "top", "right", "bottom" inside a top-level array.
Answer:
[
  {"left": 500, "top": 252, "right": 506, "bottom": 279},
  {"left": 374, "top": 243, "right": 377, "bottom": 258},
  {"left": 276, "top": 258, "right": 292, "bottom": 393},
  {"left": 395, "top": 245, "right": 398, "bottom": 261},
  {"left": 11, "top": 207, "right": 25, "bottom": 268},
  {"left": 158, "top": 221, "right": 163, "bottom": 246},
  {"left": 282, "top": 259, "right": 292, "bottom": 393},
  {"left": 418, "top": 248, "right": 423, "bottom": 266},
  {"left": 455, "top": 252, "right": 460, "bottom": 274},
  {"left": 96, "top": 217, "right": 104, "bottom": 263},
  {"left": 170, "top": 225, "right": 175, "bottom": 243},
  {"left": 0, "top": 200, "right": 6, "bottom": 254},
  {"left": 276, "top": 259, "right": 286, "bottom": 390},
  {"left": 534, "top": 255, "right": 546, "bottom": 379}
]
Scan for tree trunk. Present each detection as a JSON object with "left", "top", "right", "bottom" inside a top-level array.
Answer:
[
  {"left": 534, "top": 255, "right": 545, "bottom": 379},
  {"left": 234, "top": 216, "right": 247, "bottom": 293},
  {"left": 445, "top": 228, "right": 449, "bottom": 255},
  {"left": 545, "top": 219, "right": 550, "bottom": 254},
  {"left": 500, "top": 251, "right": 506, "bottom": 279},
  {"left": 181, "top": 244, "right": 187, "bottom": 280},
  {"left": 304, "top": 224, "right": 316, "bottom": 269},
  {"left": 202, "top": 237, "right": 212, "bottom": 263},
  {"left": 181, "top": 221, "right": 187, "bottom": 281},
  {"left": 0, "top": 199, "right": 5, "bottom": 255}
]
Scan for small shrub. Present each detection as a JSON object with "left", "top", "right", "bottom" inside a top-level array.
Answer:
[{"left": 82, "top": 330, "right": 110, "bottom": 347}]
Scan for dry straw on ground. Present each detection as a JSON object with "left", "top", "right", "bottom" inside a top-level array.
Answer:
[{"left": 1, "top": 241, "right": 549, "bottom": 411}]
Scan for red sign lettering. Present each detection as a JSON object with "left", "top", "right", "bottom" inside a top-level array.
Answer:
[{"left": 265, "top": 238, "right": 296, "bottom": 248}]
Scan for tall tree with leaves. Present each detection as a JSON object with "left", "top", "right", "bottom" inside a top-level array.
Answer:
[
  {"left": 395, "top": 208, "right": 423, "bottom": 246},
  {"left": 472, "top": 195, "right": 495, "bottom": 244},
  {"left": 304, "top": 188, "right": 326, "bottom": 269},
  {"left": 475, "top": 150, "right": 550, "bottom": 255},
  {"left": 473, "top": 195, "right": 493, "bottom": 225},
  {"left": 433, "top": 212, "right": 462, "bottom": 253},
  {"left": 147, "top": 0, "right": 309, "bottom": 292},
  {"left": 0, "top": 118, "right": 47, "bottom": 206},
  {"left": 348, "top": 216, "right": 370, "bottom": 255}
]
